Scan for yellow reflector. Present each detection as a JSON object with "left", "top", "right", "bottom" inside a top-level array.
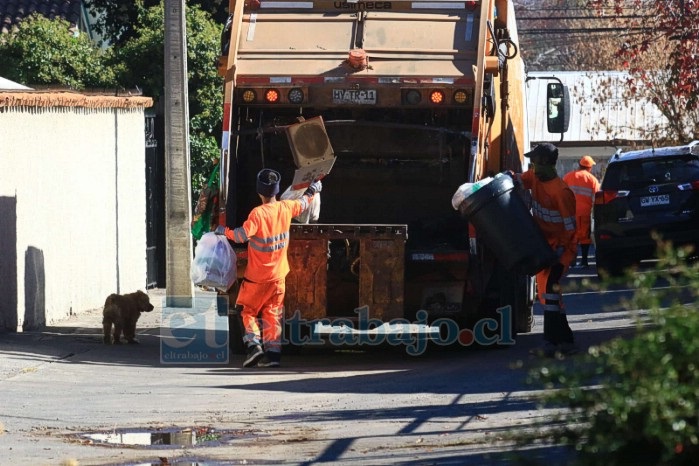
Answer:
[
  {"left": 242, "top": 90, "right": 256, "bottom": 103},
  {"left": 453, "top": 90, "right": 468, "bottom": 104}
]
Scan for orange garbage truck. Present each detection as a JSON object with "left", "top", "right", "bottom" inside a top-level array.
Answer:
[{"left": 216, "top": 0, "right": 569, "bottom": 353}]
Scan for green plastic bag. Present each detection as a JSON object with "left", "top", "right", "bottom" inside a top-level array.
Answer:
[{"left": 191, "top": 164, "right": 220, "bottom": 241}]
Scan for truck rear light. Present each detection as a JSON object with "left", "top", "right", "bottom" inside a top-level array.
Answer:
[
  {"left": 287, "top": 88, "right": 304, "bottom": 104},
  {"left": 677, "top": 180, "right": 699, "bottom": 191},
  {"left": 453, "top": 89, "right": 469, "bottom": 104},
  {"left": 241, "top": 89, "right": 256, "bottom": 103},
  {"left": 264, "top": 88, "right": 280, "bottom": 103},
  {"left": 429, "top": 90, "right": 445, "bottom": 104},
  {"left": 594, "top": 190, "right": 629, "bottom": 204},
  {"left": 403, "top": 89, "right": 421, "bottom": 105}
]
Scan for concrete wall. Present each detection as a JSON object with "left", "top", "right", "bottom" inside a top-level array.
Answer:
[{"left": 0, "top": 94, "right": 152, "bottom": 330}]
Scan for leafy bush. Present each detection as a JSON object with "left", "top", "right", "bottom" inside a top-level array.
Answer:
[
  {"left": 110, "top": 2, "right": 223, "bottom": 192},
  {"left": 0, "top": 14, "right": 117, "bottom": 89},
  {"left": 526, "top": 241, "right": 699, "bottom": 465}
]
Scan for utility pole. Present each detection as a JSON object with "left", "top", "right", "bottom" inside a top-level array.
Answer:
[{"left": 164, "top": 0, "right": 193, "bottom": 307}]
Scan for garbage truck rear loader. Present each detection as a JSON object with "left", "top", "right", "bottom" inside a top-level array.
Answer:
[{"left": 216, "top": 0, "right": 569, "bottom": 352}]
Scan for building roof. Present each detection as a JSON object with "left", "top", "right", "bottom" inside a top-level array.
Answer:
[
  {"left": 1, "top": 0, "right": 83, "bottom": 34},
  {"left": 527, "top": 71, "right": 667, "bottom": 146},
  {"left": 0, "top": 76, "right": 31, "bottom": 90},
  {"left": 0, "top": 90, "right": 153, "bottom": 109}
]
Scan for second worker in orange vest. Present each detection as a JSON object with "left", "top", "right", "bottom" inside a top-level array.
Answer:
[
  {"left": 563, "top": 155, "right": 601, "bottom": 267},
  {"left": 216, "top": 169, "right": 321, "bottom": 368}
]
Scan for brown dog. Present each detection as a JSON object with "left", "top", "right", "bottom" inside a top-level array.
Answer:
[{"left": 102, "top": 290, "right": 154, "bottom": 344}]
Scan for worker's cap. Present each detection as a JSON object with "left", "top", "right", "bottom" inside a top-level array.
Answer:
[
  {"left": 524, "top": 143, "right": 558, "bottom": 165},
  {"left": 580, "top": 155, "right": 596, "bottom": 168},
  {"left": 256, "top": 168, "right": 281, "bottom": 197}
]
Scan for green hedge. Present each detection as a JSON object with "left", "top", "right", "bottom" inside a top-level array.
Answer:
[{"left": 526, "top": 240, "right": 699, "bottom": 465}]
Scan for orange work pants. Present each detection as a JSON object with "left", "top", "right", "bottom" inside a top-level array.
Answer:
[
  {"left": 575, "top": 215, "right": 593, "bottom": 245},
  {"left": 235, "top": 278, "right": 285, "bottom": 352}
]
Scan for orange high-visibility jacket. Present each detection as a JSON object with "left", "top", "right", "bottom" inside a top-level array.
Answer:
[
  {"left": 562, "top": 169, "right": 601, "bottom": 217},
  {"left": 520, "top": 170, "right": 577, "bottom": 267},
  {"left": 225, "top": 195, "right": 313, "bottom": 283}
]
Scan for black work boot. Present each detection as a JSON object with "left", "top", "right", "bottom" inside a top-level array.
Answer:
[
  {"left": 257, "top": 351, "right": 281, "bottom": 368},
  {"left": 243, "top": 344, "right": 264, "bottom": 368}
]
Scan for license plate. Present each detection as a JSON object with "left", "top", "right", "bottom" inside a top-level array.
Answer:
[
  {"left": 640, "top": 194, "right": 670, "bottom": 207},
  {"left": 332, "top": 89, "right": 377, "bottom": 104}
]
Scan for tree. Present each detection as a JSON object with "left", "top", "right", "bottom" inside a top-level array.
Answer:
[
  {"left": 515, "top": 0, "right": 625, "bottom": 71},
  {"left": 516, "top": 0, "right": 699, "bottom": 145},
  {"left": 0, "top": 14, "right": 117, "bottom": 89},
  {"left": 109, "top": 2, "right": 223, "bottom": 189},
  {"left": 84, "top": 0, "right": 228, "bottom": 44},
  {"left": 585, "top": 0, "right": 699, "bottom": 144}
]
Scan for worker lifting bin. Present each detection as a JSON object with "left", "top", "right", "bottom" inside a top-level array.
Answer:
[{"left": 453, "top": 174, "right": 557, "bottom": 276}]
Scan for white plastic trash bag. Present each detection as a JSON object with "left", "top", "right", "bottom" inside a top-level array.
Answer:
[
  {"left": 451, "top": 176, "right": 493, "bottom": 210},
  {"left": 280, "top": 185, "right": 320, "bottom": 223},
  {"left": 190, "top": 232, "right": 237, "bottom": 291}
]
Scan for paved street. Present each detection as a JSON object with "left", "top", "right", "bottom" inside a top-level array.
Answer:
[{"left": 0, "top": 267, "right": 638, "bottom": 466}]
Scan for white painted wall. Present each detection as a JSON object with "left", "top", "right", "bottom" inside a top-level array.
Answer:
[{"left": 0, "top": 103, "right": 149, "bottom": 330}]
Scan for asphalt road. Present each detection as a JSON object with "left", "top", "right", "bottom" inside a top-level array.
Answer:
[{"left": 0, "top": 264, "right": 641, "bottom": 466}]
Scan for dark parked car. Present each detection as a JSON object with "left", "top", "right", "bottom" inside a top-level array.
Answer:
[{"left": 593, "top": 141, "right": 699, "bottom": 276}]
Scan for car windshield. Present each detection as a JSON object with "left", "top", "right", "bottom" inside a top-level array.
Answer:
[{"left": 603, "top": 155, "right": 699, "bottom": 190}]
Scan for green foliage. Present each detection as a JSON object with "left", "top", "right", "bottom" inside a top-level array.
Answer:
[
  {"left": 526, "top": 241, "right": 699, "bottom": 465},
  {"left": 0, "top": 14, "right": 117, "bottom": 89},
  {"left": 84, "top": 0, "right": 228, "bottom": 45},
  {"left": 109, "top": 2, "right": 223, "bottom": 191}
]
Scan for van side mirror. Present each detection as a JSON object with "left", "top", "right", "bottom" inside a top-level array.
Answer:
[{"left": 546, "top": 83, "right": 570, "bottom": 133}]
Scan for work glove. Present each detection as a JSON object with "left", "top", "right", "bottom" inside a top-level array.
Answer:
[
  {"left": 500, "top": 170, "right": 522, "bottom": 189},
  {"left": 304, "top": 180, "right": 322, "bottom": 197},
  {"left": 214, "top": 225, "right": 227, "bottom": 235}
]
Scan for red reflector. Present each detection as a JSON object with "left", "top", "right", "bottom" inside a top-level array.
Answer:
[
  {"left": 595, "top": 190, "right": 621, "bottom": 204},
  {"left": 264, "top": 89, "right": 280, "bottom": 103},
  {"left": 677, "top": 180, "right": 699, "bottom": 191},
  {"left": 598, "top": 233, "right": 612, "bottom": 241},
  {"left": 429, "top": 90, "right": 445, "bottom": 104}
]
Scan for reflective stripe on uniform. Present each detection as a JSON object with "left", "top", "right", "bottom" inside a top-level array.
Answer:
[
  {"left": 531, "top": 199, "right": 576, "bottom": 232},
  {"left": 248, "top": 231, "right": 290, "bottom": 253},
  {"left": 232, "top": 226, "right": 249, "bottom": 243},
  {"left": 568, "top": 184, "right": 595, "bottom": 199}
]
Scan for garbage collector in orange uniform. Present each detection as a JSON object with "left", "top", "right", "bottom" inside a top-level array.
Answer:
[
  {"left": 563, "top": 155, "right": 601, "bottom": 267},
  {"left": 510, "top": 143, "right": 578, "bottom": 356},
  {"left": 215, "top": 169, "right": 322, "bottom": 368}
]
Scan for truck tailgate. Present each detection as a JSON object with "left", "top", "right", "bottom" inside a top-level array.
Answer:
[
  {"left": 285, "top": 224, "right": 407, "bottom": 321},
  {"left": 234, "top": 10, "right": 479, "bottom": 78}
]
